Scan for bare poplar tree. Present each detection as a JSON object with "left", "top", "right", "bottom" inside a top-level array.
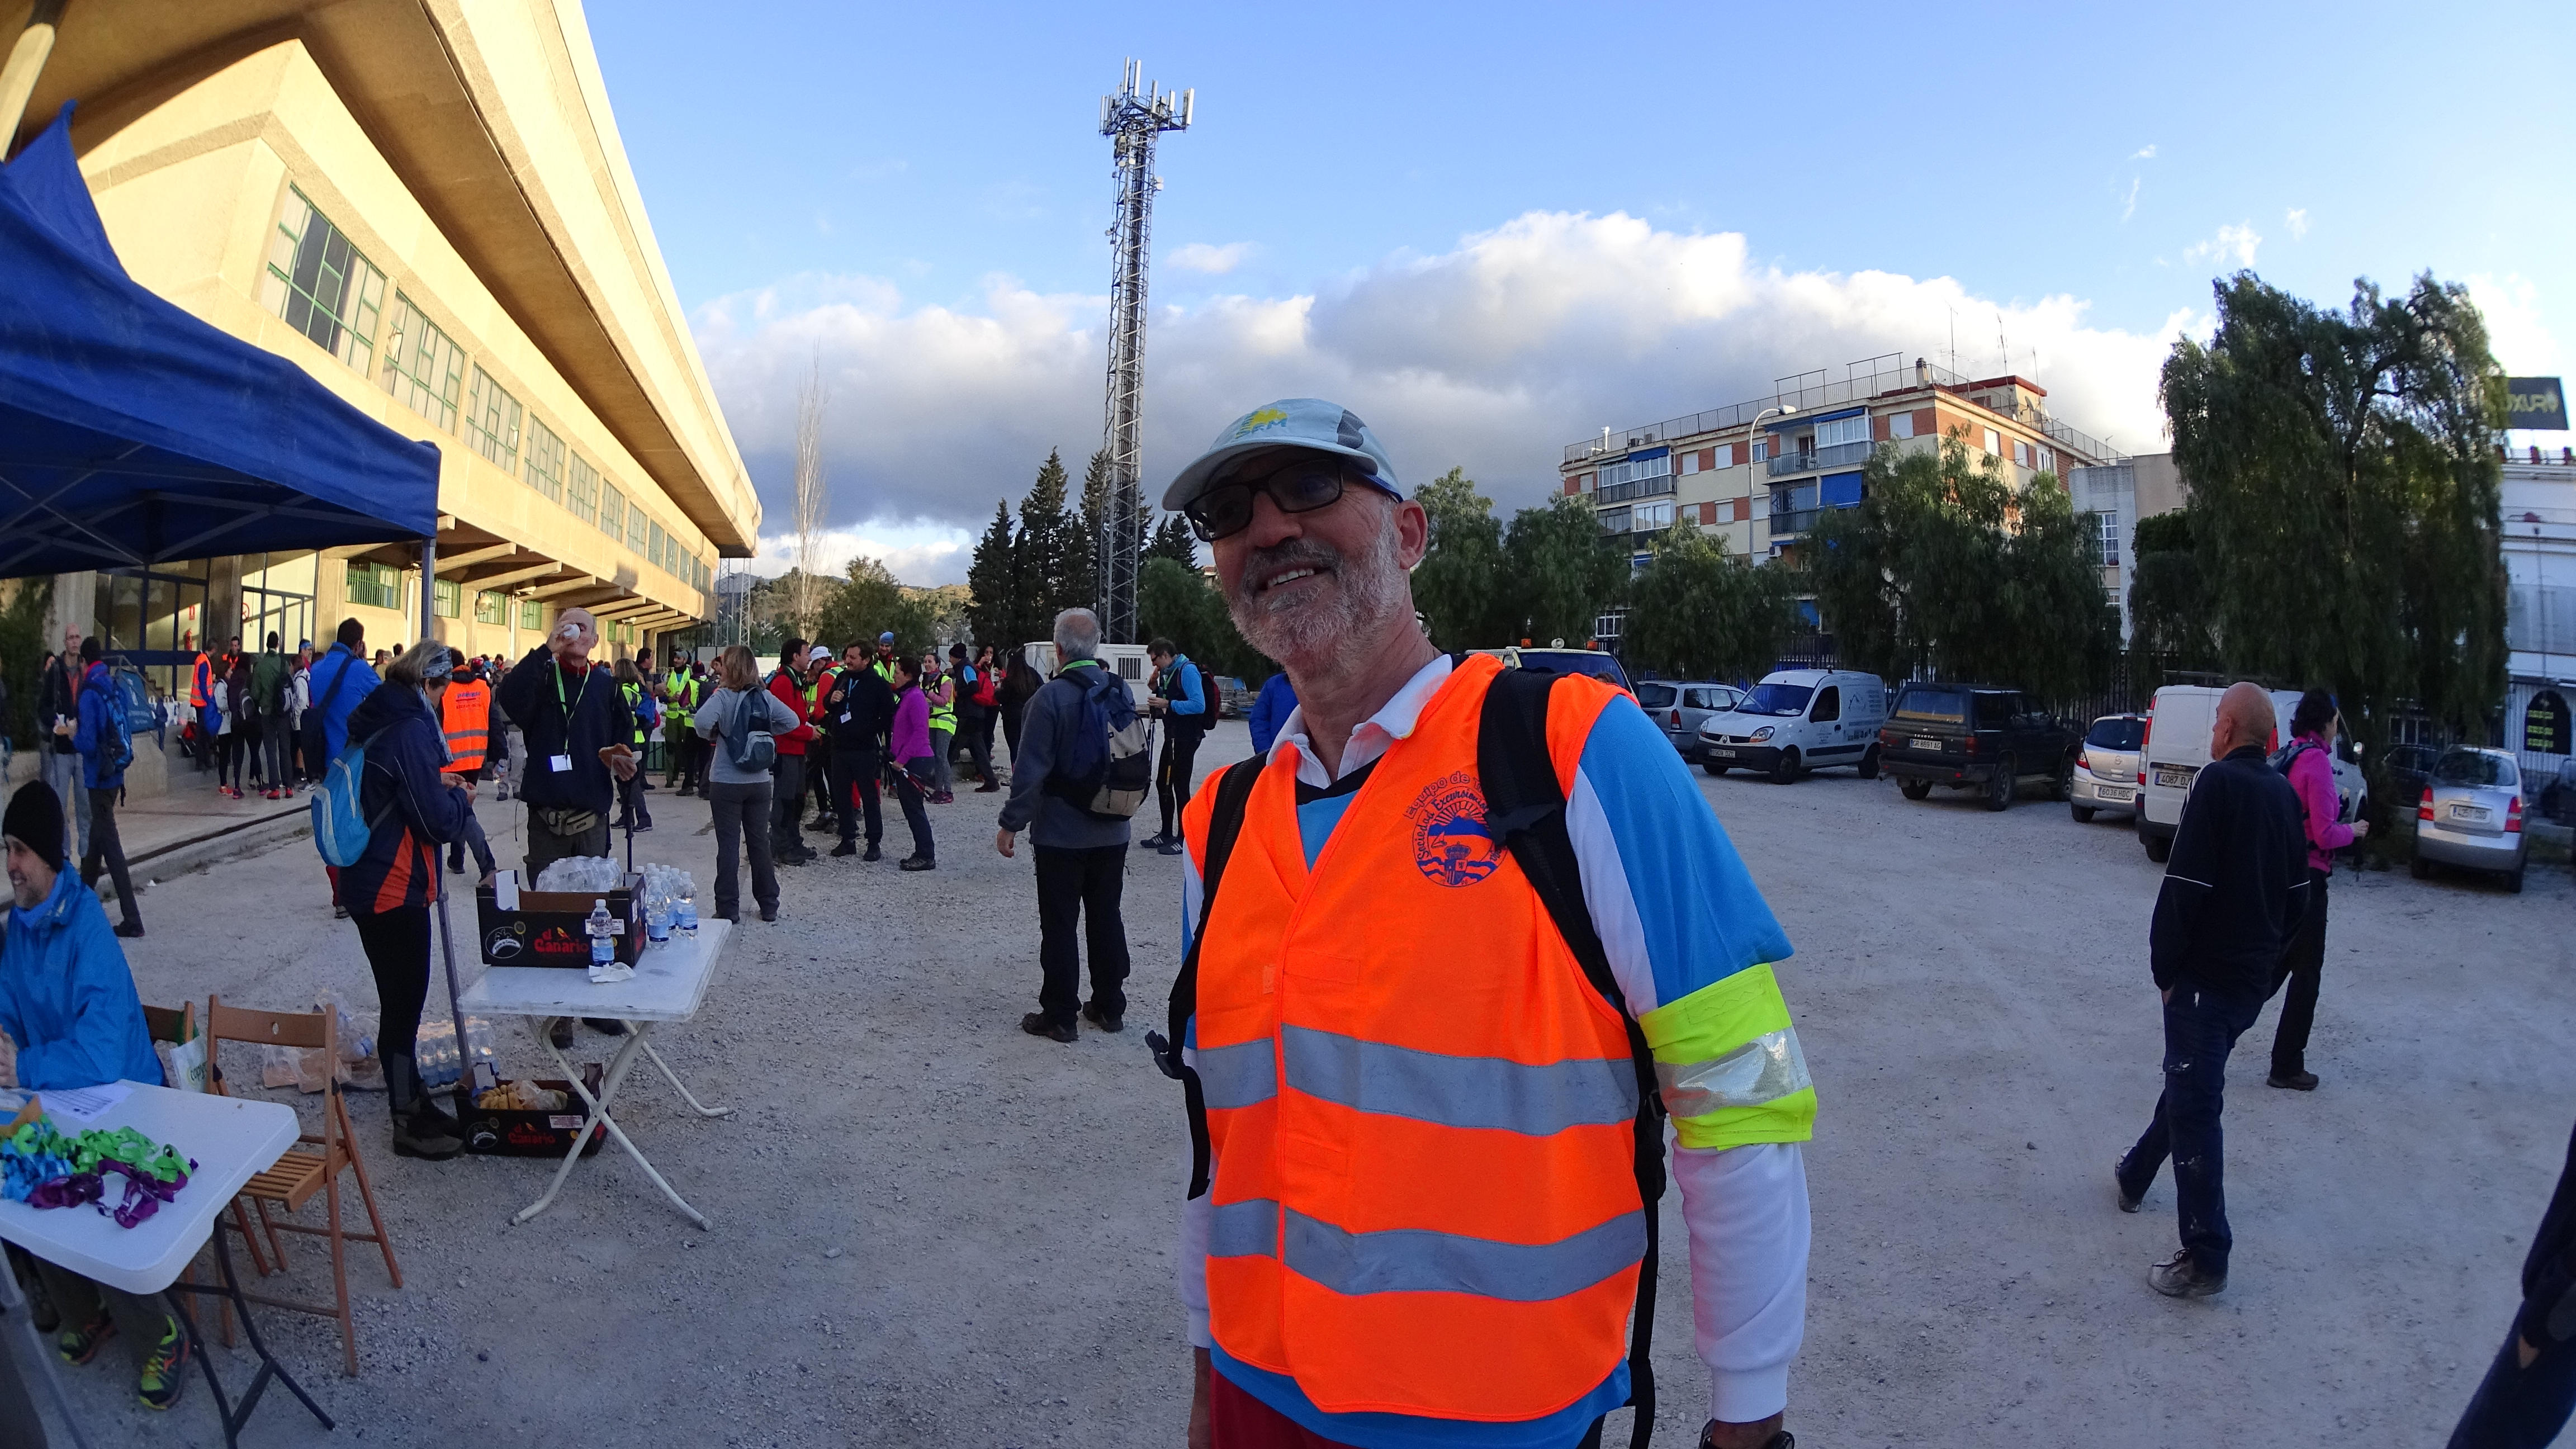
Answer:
[{"left": 791, "top": 353, "right": 830, "bottom": 631}]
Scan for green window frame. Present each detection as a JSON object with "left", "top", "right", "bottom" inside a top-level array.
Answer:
[
  {"left": 433, "top": 577, "right": 461, "bottom": 619},
  {"left": 346, "top": 561, "right": 399, "bottom": 610},
  {"left": 566, "top": 453, "right": 599, "bottom": 525},
  {"left": 519, "top": 597, "right": 544, "bottom": 630},
  {"left": 523, "top": 419, "right": 566, "bottom": 504},
  {"left": 599, "top": 481, "right": 627, "bottom": 542},
  {"left": 260, "top": 189, "right": 385, "bottom": 375},
  {"left": 464, "top": 366, "right": 523, "bottom": 474},
  {"left": 381, "top": 294, "right": 465, "bottom": 432},
  {"left": 474, "top": 589, "right": 505, "bottom": 624}
]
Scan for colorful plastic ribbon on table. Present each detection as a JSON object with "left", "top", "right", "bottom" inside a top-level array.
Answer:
[{"left": 1, "top": 1119, "right": 195, "bottom": 1228}]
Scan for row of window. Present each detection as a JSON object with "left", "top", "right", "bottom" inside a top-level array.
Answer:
[
  {"left": 345, "top": 561, "right": 547, "bottom": 629},
  {"left": 264, "top": 189, "right": 713, "bottom": 598}
]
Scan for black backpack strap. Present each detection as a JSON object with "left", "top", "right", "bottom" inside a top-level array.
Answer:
[
  {"left": 1144, "top": 753, "right": 1266, "bottom": 1200},
  {"left": 1478, "top": 666, "right": 1667, "bottom": 1449}
]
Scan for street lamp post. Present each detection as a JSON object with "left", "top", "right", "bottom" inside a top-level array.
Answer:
[{"left": 1746, "top": 402, "right": 1796, "bottom": 550}]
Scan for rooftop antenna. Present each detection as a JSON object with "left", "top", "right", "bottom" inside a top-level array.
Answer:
[{"left": 1094, "top": 58, "right": 1192, "bottom": 643}]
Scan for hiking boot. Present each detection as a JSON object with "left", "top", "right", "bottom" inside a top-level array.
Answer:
[
  {"left": 759, "top": 904, "right": 779, "bottom": 922},
  {"left": 1081, "top": 1002, "right": 1125, "bottom": 1033},
  {"left": 138, "top": 1316, "right": 189, "bottom": 1411},
  {"left": 1021, "top": 1012, "right": 1076, "bottom": 1044},
  {"left": 114, "top": 920, "right": 144, "bottom": 939},
  {"left": 830, "top": 841, "right": 858, "bottom": 857},
  {"left": 56, "top": 1309, "right": 115, "bottom": 1365},
  {"left": 385, "top": 1052, "right": 462, "bottom": 1162},
  {"left": 2147, "top": 1248, "right": 2225, "bottom": 1298},
  {"left": 2267, "top": 1069, "right": 2319, "bottom": 1091},
  {"left": 899, "top": 855, "right": 935, "bottom": 872},
  {"left": 861, "top": 845, "right": 882, "bottom": 863}
]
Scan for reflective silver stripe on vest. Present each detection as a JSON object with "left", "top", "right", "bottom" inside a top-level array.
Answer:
[
  {"left": 1284, "top": 1208, "right": 1644, "bottom": 1302},
  {"left": 1209, "top": 1198, "right": 1280, "bottom": 1258},
  {"left": 1281, "top": 1025, "right": 1636, "bottom": 1137},
  {"left": 1655, "top": 1027, "right": 1812, "bottom": 1119},
  {"left": 1195, "top": 1039, "right": 1278, "bottom": 1111}
]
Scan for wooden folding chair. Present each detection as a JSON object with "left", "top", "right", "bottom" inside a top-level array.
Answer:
[
  {"left": 140, "top": 1001, "right": 197, "bottom": 1064},
  {"left": 205, "top": 996, "right": 401, "bottom": 1376}
]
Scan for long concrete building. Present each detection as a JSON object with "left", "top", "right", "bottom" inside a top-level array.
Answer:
[{"left": 4, "top": 0, "right": 757, "bottom": 702}]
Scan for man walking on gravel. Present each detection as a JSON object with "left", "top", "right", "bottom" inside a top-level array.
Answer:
[
  {"left": 2114, "top": 680, "right": 2309, "bottom": 1300},
  {"left": 995, "top": 608, "right": 1133, "bottom": 1045},
  {"left": 1158, "top": 399, "right": 1814, "bottom": 1449}
]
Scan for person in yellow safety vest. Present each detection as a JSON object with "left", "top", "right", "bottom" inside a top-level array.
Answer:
[
  {"left": 1145, "top": 399, "right": 1815, "bottom": 1449},
  {"left": 665, "top": 659, "right": 703, "bottom": 795},
  {"left": 872, "top": 631, "right": 898, "bottom": 682},
  {"left": 920, "top": 651, "right": 956, "bottom": 803},
  {"left": 612, "top": 657, "right": 654, "bottom": 832},
  {"left": 800, "top": 645, "right": 841, "bottom": 833}
]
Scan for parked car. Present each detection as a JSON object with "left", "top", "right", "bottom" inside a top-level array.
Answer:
[
  {"left": 1635, "top": 680, "right": 1745, "bottom": 760},
  {"left": 2412, "top": 746, "right": 2527, "bottom": 892},
  {"left": 2381, "top": 742, "right": 2441, "bottom": 807},
  {"left": 1698, "top": 670, "right": 1888, "bottom": 783},
  {"left": 1496, "top": 646, "right": 1632, "bottom": 694},
  {"left": 1878, "top": 683, "right": 2076, "bottom": 811},
  {"left": 2135, "top": 685, "right": 2367, "bottom": 862},
  {"left": 1212, "top": 675, "right": 1251, "bottom": 719},
  {"left": 2071, "top": 713, "right": 2147, "bottom": 822}
]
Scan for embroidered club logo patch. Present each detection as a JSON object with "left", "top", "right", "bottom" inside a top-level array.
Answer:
[{"left": 1407, "top": 770, "right": 1501, "bottom": 887}]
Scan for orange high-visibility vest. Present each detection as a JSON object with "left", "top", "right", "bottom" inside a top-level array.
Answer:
[
  {"left": 1182, "top": 652, "right": 1642, "bottom": 1422},
  {"left": 188, "top": 652, "right": 211, "bottom": 708},
  {"left": 441, "top": 679, "right": 491, "bottom": 773}
]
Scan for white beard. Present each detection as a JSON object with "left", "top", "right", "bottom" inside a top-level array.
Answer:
[{"left": 1227, "top": 520, "right": 1408, "bottom": 674}]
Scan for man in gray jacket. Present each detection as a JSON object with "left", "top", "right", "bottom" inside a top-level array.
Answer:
[{"left": 995, "top": 608, "right": 1132, "bottom": 1044}]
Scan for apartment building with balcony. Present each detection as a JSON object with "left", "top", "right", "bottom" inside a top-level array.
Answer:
[
  {"left": 1561, "top": 356, "right": 2122, "bottom": 577},
  {"left": 7, "top": 0, "right": 757, "bottom": 707}
]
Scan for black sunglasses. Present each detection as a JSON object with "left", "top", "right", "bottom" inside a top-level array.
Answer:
[{"left": 1183, "top": 456, "right": 1393, "bottom": 542}]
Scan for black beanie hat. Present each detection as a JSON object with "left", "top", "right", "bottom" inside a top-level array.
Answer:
[{"left": 3, "top": 780, "right": 64, "bottom": 872}]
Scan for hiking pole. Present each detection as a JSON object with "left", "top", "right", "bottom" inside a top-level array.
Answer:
[{"left": 434, "top": 869, "right": 475, "bottom": 1118}]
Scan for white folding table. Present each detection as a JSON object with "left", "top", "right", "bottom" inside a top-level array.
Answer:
[
  {"left": 0, "top": 1082, "right": 326, "bottom": 1448},
  {"left": 457, "top": 920, "right": 736, "bottom": 1228}
]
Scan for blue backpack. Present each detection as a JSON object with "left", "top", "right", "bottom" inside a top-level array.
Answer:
[{"left": 312, "top": 738, "right": 395, "bottom": 868}]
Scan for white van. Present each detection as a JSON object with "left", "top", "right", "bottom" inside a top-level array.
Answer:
[
  {"left": 1697, "top": 669, "right": 1890, "bottom": 783},
  {"left": 2135, "top": 684, "right": 2367, "bottom": 861},
  {"left": 1019, "top": 640, "right": 1152, "bottom": 705}
]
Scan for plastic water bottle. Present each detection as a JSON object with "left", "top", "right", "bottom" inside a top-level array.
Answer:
[
  {"left": 588, "top": 899, "right": 615, "bottom": 967},
  {"left": 646, "top": 889, "right": 671, "bottom": 944},
  {"left": 676, "top": 884, "right": 698, "bottom": 937}
]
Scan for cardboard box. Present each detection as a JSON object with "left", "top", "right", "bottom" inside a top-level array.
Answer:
[
  {"left": 474, "top": 874, "right": 642, "bottom": 968},
  {"left": 458, "top": 1069, "right": 607, "bottom": 1158}
]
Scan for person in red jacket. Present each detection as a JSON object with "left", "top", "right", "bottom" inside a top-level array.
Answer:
[{"left": 765, "top": 638, "right": 819, "bottom": 867}]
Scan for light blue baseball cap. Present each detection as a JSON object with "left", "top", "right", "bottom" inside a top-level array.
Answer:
[{"left": 1161, "top": 398, "right": 1401, "bottom": 512}]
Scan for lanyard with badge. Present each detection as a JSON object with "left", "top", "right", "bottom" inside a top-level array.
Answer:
[{"left": 548, "top": 660, "right": 590, "bottom": 773}]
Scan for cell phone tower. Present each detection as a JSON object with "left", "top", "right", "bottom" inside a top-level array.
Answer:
[{"left": 1095, "top": 59, "right": 1191, "bottom": 644}]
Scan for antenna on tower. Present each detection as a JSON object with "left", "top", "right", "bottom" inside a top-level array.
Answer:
[{"left": 1093, "top": 57, "right": 1192, "bottom": 645}]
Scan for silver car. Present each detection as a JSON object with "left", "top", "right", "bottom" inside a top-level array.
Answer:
[
  {"left": 1637, "top": 680, "right": 1745, "bottom": 760},
  {"left": 2412, "top": 746, "right": 2528, "bottom": 892},
  {"left": 2070, "top": 713, "right": 2146, "bottom": 822}
]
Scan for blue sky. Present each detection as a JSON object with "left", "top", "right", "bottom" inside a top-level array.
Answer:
[{"left": 588, "top": 0, "right": 2574, "bottom": 581}]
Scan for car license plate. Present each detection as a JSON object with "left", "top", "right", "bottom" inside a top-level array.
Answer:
[
  {"left": 2154, "top": 767, "right": 2194, "bottom": 789},
  {"left": 1910, "top": 737, "right": 1941, "bottom": 751},
  {"left": 2450, "top": 803, "right": 2488, "bottom": 822},
  {"left": 2098, "top": 786, "right": 2134, "bottom": 802},
  {"left": 1706, "top": 748, "right": 1734, "bottom": 759}
]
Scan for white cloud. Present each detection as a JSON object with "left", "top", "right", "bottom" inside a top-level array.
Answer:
[
  {"left": 743, "top": 522, "right": 972, "bottom": 587},
  {"left": 2285, "top": 207, "right": 2308, "bottom": 239},
  {"left": 2130, "top": 144, "right": 2157, "bottom": 160},
  {"left": 1170, "top": 242, "right": 1254, "bottom": 274},
  {"left": 2184, "top": 222, "right": 2262, "bottom": 269},
  {"left": 691, "top": 211, "right": 2190, "bottom": 559},
  {"left": 2121, "top": 176, "right": 2141, "bottom": 222},
  {"left": 2466, "top": 273, "right": 2561, "bottom": 373}
]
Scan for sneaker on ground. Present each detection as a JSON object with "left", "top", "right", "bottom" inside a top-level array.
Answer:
[
  {"left": 861, "top": 845, "right": 882, "bottom": 862},
  {"left": 2147, "top": 1248, "right": 2225, "bottom": 1298},
  {"left": 899, "top": 855, "right": 936, "bottom": 872},
  {"left": 1021, "top": 1011, "right": 1076, "bottom": 1044},
  {"left": 136, "top": 1317, "right": 188, "bottom": 1411},
  {"left": 56, "top": 1310, "right": 116, "bottom": 1366},
  {"left": 831, "top": 841, "right": 858, "bottom": 857},
  {"left": 2266, "top": 1069, "right": 2319, "bottom": 1090},
  {"left": 1081, "top": 1001, "right": 1125, "bottom": 1033}
]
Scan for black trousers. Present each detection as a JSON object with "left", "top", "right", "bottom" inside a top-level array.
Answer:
[
  {"left": 891, "top": 763, "right": 934, "bottom": 861},
  {"left": 1033, "top": 844, "right": 1129, "bottom": 1025},
  {"left": 807, "top": 750, "right": 835, "bottom": 821},
  {"left": 79, "top": 785, "right": 139, "bottom": 929},
  {"left": 1156, "top": 729, "right": 1204, "bottom": 838},
  {"left": 769, "top": 753, "right": 809, "bottom": 859},
  {"left": 351, "top": 903, "right": 432, "bottom": 1060},
  {"left": 2270, "top": 869, "right": 2329, "bottom": 1076},
  {"left": 832, "top": 748, "right": 882, "bottom": 846}
]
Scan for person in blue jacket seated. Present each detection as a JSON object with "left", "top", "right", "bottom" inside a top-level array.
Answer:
[{"left": 0, "top": 779, "right": 191, "bottom": 1413}]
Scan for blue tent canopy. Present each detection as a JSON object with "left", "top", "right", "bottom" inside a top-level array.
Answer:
[{"left": 0, "top": 106, "right": 439, "bottom": 580}]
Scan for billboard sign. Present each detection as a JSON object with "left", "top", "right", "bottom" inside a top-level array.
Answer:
[{"left": 2507, "top": 377, "right": 2568, "bottom": 431}]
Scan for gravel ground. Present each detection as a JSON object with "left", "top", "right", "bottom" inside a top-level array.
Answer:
[{"left": 35, "top": 719, "right": 2576, "bottom": 1446}]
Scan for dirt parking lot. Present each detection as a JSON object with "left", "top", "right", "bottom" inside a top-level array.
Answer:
[{"left": 44, "top": 721, "right": 2576, "bottom": 1446}]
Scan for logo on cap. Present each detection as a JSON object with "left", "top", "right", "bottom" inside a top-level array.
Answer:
[{"left": 1233, "top": 406, "right": 1291, "bottom": 439}]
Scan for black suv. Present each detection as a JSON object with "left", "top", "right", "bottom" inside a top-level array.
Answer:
[{"left": 1878, "top": 683, "right": 2076, "bottom": 811}]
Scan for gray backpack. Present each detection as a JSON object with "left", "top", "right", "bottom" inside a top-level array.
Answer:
[{"left": 724, "top": 687, "right": 777, "bottom": 774}]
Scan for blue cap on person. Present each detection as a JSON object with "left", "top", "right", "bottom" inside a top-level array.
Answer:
[
  {"left": 878, "top": 631, "right": 894, "bottom": 645},
  {"left": 1161, "top": 398, "right": 1400, "bottom": 513}
]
